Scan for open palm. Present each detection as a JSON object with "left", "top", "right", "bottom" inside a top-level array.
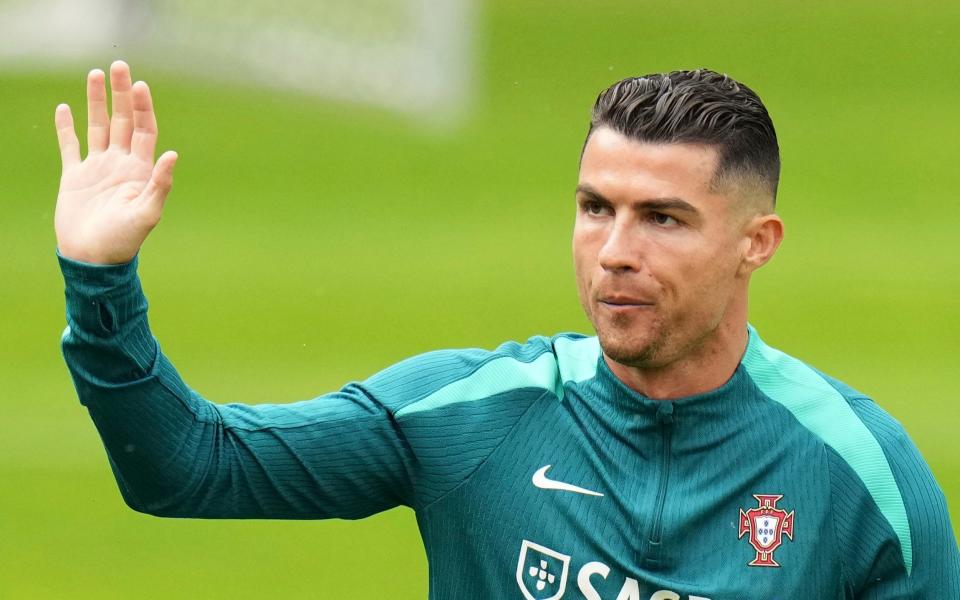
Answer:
[{"left": 54, "top": 61, "right": 178, "bottom": 265}]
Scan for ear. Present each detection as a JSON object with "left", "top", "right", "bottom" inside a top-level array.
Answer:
[{"left": 739, "top": 213, "right": 784, "bottom": 275}]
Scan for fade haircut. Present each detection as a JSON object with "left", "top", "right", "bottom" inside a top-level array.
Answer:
[{"left": 585, "top": 69, "right": 780, "bottom": 205}]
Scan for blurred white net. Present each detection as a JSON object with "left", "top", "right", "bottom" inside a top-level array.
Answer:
[{"left": 0, "top": 0, "right": 475, "bottom": 121}]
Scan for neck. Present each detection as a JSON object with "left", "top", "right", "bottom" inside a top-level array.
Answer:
[{"left": 605, "top": 312, "right": 749, "bottom": 401}]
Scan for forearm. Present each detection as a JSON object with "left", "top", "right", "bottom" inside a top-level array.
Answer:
[
  {"left": 59, "top": 252, "right": 228, "bottom": 515},
  {"left": 59, "top": 254, "right": 414, "bottom": 519},
  {"left": 59, "top": 252, "right": 156, "bottom": 387}
]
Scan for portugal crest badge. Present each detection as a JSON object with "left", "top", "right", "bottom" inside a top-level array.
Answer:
[{"left": 738, "top": 494, "right": 795, "bottom": 567}]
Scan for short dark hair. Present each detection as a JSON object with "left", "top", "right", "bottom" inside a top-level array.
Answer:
[{"left": 585, "top": 69, "right": 780, "bottom": 203}]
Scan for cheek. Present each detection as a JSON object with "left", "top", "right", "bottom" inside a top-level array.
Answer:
[
  {"left": 571, "top": 230, "right": 597, "bottom": 285},
  {"left": 690, "top": 251, "right": 740, "bottom": 312},
  {"left": 572, "top": 257, "right": 595, "bottom": 311},
  {"left": 663, "top": 245, "right": 738, "bottom": 309}
]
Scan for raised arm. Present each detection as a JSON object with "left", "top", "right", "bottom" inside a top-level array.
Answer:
[{"left": 55, "top": 63, "right": 416, "bottom": 519}]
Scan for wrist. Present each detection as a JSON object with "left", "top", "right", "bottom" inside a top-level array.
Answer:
[{"left": 56, "top": 244, "right": 136, "bottom": 266}]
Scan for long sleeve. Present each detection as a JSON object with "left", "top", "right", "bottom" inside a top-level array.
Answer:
[
  {"left": 59, "top": 252, "right": 416, "bottom": 519},
  {"left": 828, "top": 397, "right": 960, "bottom": 598}
]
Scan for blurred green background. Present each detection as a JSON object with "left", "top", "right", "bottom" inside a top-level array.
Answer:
[{"left": 2, "top": 0, "right": 958, "bottom": 597}]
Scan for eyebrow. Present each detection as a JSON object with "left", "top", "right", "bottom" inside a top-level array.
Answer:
[{"left": 575, "top": 184, "right": 701, "bottom": 215}]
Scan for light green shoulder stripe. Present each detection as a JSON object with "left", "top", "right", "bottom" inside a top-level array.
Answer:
[
  {"left": 742, "top": 325, "right": 912, "bottom": 574},
  {"left": 396, "top": 336, "right": 601, "bottom": 417},
  {"left": 555, "top": 336, "right": 602, "bottom": 384}
]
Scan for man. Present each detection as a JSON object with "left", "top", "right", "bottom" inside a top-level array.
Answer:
[{"left": 55, "top": 61, "right": 958, "bottom": 599}]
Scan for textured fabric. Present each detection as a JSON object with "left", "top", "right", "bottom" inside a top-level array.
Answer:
[
  {"left": 59, "top": 253, "right": 960, "bottom": 599},
  {"left": 742, "top": 326, "right": 911, "bottom": 572}
]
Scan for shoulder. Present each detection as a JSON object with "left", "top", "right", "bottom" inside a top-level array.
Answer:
[
  {"left": 359, "top": 333, "right": 599, "bottom": 416},
  {"left": 743, "top": 325, "right": 915, "bottom": 473},
  {"left": 824, "top": 379, "right": 960, "bottom": 591},
  {"left": 782, "top": 350, "right": 951, "bottom": 554},
  {"left": 744, "top": 326, "right": 958, "bottom": 589},
  {"left": 356, "top": 333, "right": 600, "bottom": 510}
]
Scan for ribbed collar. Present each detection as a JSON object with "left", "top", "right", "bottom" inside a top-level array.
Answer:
[{"left": 584, "top": 334, "right": 760, "bottom": 422}]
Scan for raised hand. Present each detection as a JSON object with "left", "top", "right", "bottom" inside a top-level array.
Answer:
[{"left": 54, "top": 60, "right": 178, "bottom": 265}]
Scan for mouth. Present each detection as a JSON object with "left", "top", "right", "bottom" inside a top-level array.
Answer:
[{"left": 598, "top": 296, "right": 655, "bottom": 310}]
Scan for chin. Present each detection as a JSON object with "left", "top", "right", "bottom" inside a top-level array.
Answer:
[{"left": 596, "top": 329, "right": 665, "bottom": 368}]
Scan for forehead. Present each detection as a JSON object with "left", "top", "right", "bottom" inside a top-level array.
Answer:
[{"left": 579, "top": 128, "right": 724, "bottom": 203}]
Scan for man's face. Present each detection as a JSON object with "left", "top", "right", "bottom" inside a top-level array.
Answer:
[{"left": 573, "top": 127, "right": 752, "bottom": 369}]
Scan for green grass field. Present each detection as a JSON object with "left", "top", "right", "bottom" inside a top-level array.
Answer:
[{"left": 1, "top": 0, "right": 958, "bottom": 596}]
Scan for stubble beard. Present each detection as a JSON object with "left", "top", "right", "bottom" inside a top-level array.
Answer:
[{"left": 591, "top": 307, "right": 671, "bottom": 369}]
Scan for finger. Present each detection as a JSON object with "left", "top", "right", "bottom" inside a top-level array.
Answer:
[
  {"left": 86, "top": 68, "right": 109, "bottom": 153},
  {"left": 55, "top": 104, "right": 81, "bottom": 168},
  {"left": 138, "top": 151, "right": 179, "bottom": 217},
  {"left": 108, "top": 60, "right": 134, "bottom": 152},
  {"left": 131, "top": 81, "right": 158, "bottom": 162}
]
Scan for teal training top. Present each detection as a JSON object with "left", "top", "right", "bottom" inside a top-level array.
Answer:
[{"left": 58, "top": 254, "right": 960, "bottom": 600}]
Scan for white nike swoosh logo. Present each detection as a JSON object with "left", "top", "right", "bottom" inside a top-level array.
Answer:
[{"left": 532, "top": 465, "right": 604, "bottom": 497}]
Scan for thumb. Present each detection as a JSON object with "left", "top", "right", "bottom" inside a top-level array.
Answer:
[{"left": 139, "top": 150, "right": 179, "bottom": 216}]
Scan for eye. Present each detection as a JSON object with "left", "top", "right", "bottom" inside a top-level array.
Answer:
[
  {"left": 651, "top": 212, "right": 680, "bottom": 227},
  {"left": 581, "top": 200, "right": 610, "bottom": 216}
]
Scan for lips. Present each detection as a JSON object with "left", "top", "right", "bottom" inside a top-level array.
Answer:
[{"left": 598, "top": 295, "right": 654, "bottom": 306}]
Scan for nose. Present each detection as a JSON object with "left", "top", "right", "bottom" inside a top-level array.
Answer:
[{"left": 597, "top": 216, "right": 642, "bottom": 273}]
